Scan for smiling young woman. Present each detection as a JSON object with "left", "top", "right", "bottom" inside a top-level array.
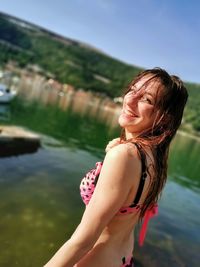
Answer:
[{"left": 44, "top": 68, "right": 188, "bottom": 267}]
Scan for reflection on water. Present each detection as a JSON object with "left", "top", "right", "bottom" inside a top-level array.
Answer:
[
  {"left": 7, "top": 98, "right": 119, "bottom": 157},
  {"left": 0, "top": 97, "right": 200, "bottom": 267},
  {"left": 169, "top": 132, "right": 200, "bottom": 192}
]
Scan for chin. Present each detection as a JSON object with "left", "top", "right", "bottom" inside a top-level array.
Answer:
[
  {"left": 118, "top": 116, "right": 126, "bottom": 128},
  {"left": 118, "top": 115, "right": 137, "bottom": 129}
]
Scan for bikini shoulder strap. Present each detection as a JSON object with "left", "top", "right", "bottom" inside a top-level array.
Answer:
[{"left": 129, "top": 142, "right": 148, "bottom": 207}]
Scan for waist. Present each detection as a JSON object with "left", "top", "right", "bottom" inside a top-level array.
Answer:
[
  {"left": 91, "top": 232, "right": 134, "bottom": 265},
  {"left": 94, "top": 227, "right": 134, "bottom": 248},
  {"left": 74, "top": 226, "right": 135, "bottom": 267}
]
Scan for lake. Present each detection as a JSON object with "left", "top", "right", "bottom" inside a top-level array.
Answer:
[{"left": 0, "top": 97, "right": 199, "bottom": 267}]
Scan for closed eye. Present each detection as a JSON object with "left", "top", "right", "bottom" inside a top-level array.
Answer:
[{"left": 140, "top": 96, "right": 153, "bottom": 105}]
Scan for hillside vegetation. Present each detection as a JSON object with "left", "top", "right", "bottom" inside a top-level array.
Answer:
[{"left": 0, "top": 12, "right": 200, "bottom": 133}]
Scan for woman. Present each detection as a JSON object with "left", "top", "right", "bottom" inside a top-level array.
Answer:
[{"left": 44, "top": 68, "right": 188, "bottom": 267}]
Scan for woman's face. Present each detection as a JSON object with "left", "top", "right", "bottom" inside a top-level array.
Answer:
[{"left": 118, "top": 76, "right": 162, "bottom": 137}]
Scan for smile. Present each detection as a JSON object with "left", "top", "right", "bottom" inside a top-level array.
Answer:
[{"left": 122, "top": 109, "right": 138, "bottom": 118}]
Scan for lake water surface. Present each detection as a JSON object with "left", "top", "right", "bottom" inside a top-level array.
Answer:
[{"left": 0, "top": 98, "right": 199, "bottom": 267}]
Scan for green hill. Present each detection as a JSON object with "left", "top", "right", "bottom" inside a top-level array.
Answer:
[
  {"left": 0, "top": 12, "right": 142, "bottom": 97},
  {"left": 0, "top": 12, "right": 200, "bottom": 133}
]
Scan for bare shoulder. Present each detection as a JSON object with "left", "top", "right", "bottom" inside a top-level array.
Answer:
[
  {"left": 105, "top": 142, "right": 141, "bottom": 169},
  {"left": 107, "top": 142, "right": 139, "bottom": 157}
]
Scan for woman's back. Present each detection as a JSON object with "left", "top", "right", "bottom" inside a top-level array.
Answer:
[{"left": 75, "top": 142, "right": 156, "bottom": 267}]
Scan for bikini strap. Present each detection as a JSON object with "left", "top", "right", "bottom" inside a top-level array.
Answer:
[
  {"left": 129, "top": 142, "right": 148, "bottom": 207},
  {"left": 139, "top": 203, "right": 158, "bottom": 246},
  {"left": 129, "top": 143, "right": 158, "bottom": 246}
]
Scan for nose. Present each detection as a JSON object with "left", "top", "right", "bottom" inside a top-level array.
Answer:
[
  {"left": 123, "top": 95, "right": 139, "bottom": 115},
  {"left": 125, "top": 91, "right": 140, "bottom": 106}
]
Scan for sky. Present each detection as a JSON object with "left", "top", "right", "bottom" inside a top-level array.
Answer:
[{"left": 0, "top": 0, "right": 200, "bottom": 83}]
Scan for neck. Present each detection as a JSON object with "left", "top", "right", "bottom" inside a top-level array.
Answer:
[{"left": 125, "top": 129, "right": 139, "bottom": 140}]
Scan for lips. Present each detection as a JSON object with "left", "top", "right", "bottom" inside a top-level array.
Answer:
[{"left": 122, "top": 109, "right": 138, "bottom": 118}]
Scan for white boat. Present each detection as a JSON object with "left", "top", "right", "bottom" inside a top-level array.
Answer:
[{"left": 0, "top": 84, "right": 17, "bottom": 103}]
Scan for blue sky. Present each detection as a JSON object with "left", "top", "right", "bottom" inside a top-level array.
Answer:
[{"left": 0, "top": 0, "right": 200, "bottom": 83}]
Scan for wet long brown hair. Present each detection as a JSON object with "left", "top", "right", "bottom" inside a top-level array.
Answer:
[{"left": 120, "top": 68, "right": 188, "bottom": 218}]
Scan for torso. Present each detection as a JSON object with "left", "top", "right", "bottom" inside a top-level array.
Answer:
[
  {"left": 74, "top": 214, "right": 136, "bottom": 267},
  {"left": 76, "top": 143, "right": 154, "bottom": 267}
]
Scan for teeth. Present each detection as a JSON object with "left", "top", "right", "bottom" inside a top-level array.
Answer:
[
  {"left": 123, "top": 110, "right": 136, "bottom": 116},
  {"left": 125, "top": 111, "right": 133, "bottom": 116}
]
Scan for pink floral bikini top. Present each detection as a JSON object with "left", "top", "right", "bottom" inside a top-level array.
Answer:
[{"left": 80, "top": 143, "right": 158, "bottom": 246}]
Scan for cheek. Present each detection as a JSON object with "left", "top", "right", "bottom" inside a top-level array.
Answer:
[
  {"left": 148, "top": 107, "right": 155, "bottom": 116},
  {"left": 139, "top": 104, "right": 154, "bottom": 115}
]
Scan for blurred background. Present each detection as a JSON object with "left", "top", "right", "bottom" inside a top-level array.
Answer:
[{"left": 0, "top": 1, "right": 200, "bottom": 266}]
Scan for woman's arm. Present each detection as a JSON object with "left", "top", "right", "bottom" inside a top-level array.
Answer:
[{"left": 44, "top": 144, "right": 140, "bottom": 267}]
